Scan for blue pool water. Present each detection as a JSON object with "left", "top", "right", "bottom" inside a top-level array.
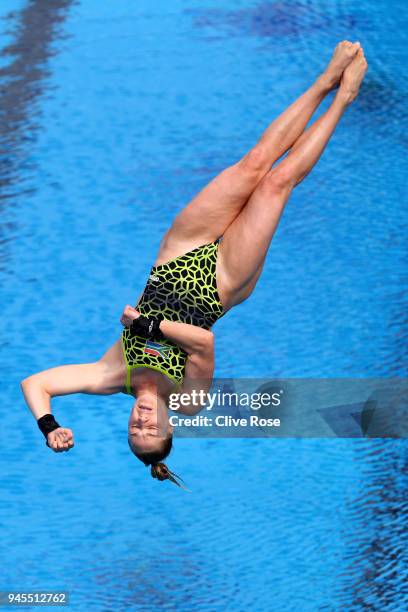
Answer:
[{"left": 1, "top": 1, "right": 407, "bottom": 610}]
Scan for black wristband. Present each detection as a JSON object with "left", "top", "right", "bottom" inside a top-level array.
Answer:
[
  {"left": 37, "top": 414, "right": 60, "bottom": 447},
  {"left": 129, "top": 315, "right": 164, "bottom": 340}
]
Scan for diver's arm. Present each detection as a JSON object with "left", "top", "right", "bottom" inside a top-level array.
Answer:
[
  {"left": 158, "top": 319, "right": 214, "bottom": 356},
  {"left": 175, "top": 348, "right": 215, "bottom": 415},
  {"left": 21, "top": 362, "right": 115, "bottom": 452},
  {"left": 167, "top": 331, "right": 214, "bottom": 416},
  {"left": 21, "top": 361, "right": 113, "bottom": 421},
  {"left": 121, "top": 305, "right": 213, "bottom": 356}
]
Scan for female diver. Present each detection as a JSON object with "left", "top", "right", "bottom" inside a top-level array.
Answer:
[{"left": 21, "top": 43, "right": 368, "bottom": 486}]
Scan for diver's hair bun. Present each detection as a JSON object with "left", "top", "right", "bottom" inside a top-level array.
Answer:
[
  {"left": 150, "top": 462, "right": 189, "bottom": 491},
  {"left": 150, "top": 462, "right": 171, "bottom": 481}
]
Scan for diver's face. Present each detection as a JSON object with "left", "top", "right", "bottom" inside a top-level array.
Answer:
[{"left": 128, "top": 391, "right": 172, "bottom": 454}]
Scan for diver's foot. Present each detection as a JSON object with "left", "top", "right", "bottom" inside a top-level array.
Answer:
[
  {"left": 318, "top": 40, "right": 361, "bottom": 91},
  {"left": 338, "top": 48, "right": 368, "bottom": 104}
]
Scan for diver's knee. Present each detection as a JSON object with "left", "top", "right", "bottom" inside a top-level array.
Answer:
[
  {"left": 238, "top": 144, "right": 269, "bottom": 175},
  {"left": 261, "top": 166, "right": 296, "bottom": 195}
]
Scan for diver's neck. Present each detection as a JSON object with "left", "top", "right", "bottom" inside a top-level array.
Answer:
[
  {"left": 133, "top": 370, "right": 160, "bottom": 395},
  {"left": 136, "top": 380, "right": 158, "bottom": 394},
  {"left": 131, "top": 367, "right": 174, "bottom": 398}
]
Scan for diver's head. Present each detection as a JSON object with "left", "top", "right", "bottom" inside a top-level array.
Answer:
[
  {"left": 127, "top": 387, "right": 177, "bottom": 481},
  {"left": 128, "top": 388, "right": 173, "bottom": 455},
  {"left": 127, "top": 381, "right": 187, "bottom": 488}
]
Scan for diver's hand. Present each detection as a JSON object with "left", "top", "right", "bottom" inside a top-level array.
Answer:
[
  {"left": 47, "top": 427, "right": 74, "bottom": 453},
  {"left": 120, "top": 305, "right": 140, "bottom": 327}
]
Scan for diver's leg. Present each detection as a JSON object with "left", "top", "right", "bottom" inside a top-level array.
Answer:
[
  {"left": 157, "top": 42, "right": 360, "bottom": 264},
  {"left": 217, "top": 50, "right": 368, "bottom": 309}
]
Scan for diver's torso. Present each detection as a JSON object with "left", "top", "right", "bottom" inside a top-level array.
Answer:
[{"left": 122, "top": 240, "right": 224, "bottom": 390}]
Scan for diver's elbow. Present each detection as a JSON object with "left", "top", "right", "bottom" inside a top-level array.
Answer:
[
  {"left": 20, "top": 375, "right": 36, "bottom": 393},
  {"left": 198, "top": 330, "right": 214, "bottom": 353}
]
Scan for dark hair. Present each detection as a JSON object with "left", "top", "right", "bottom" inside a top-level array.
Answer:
[
  {"left": 136, "top": 435, "right": 173, "bottom": 467},
  {"left": 128, "top": 435, "right": 187, "bottom": 489}
]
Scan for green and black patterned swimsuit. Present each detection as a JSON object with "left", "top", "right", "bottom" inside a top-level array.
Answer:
[{"left": 121, "top": 239, "right": 224, "bottom": 393}]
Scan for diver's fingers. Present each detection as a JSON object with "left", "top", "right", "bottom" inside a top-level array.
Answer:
[
  {"left": 61, "top": 429, "right": 75, "bottom": 450},
  {"left": 57, "top": 431, "right": 66, "bottom": 444},
  {"left": 61, "top": 438, "right": 69, "bottom": 450},
  {"left": 55, "top": 436, "right": 64, "bottom": 450},
  {"left": 47, "top": 428, "right": 73, "bottom": 452},
  {"left": 61, "top": 428, "right": 74, "bottom": 442},
  {"left": 62, "top": 430, "right": 74, "bottom": 449},
  {"left": 50, "top": 439, "right": 60, "bottom": 453},
  {"left": 47, "top": 432, "right": 58, "bottom": 451},
  {"left": 121, "top": 305, "right": 140, "bottom": 326}
]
